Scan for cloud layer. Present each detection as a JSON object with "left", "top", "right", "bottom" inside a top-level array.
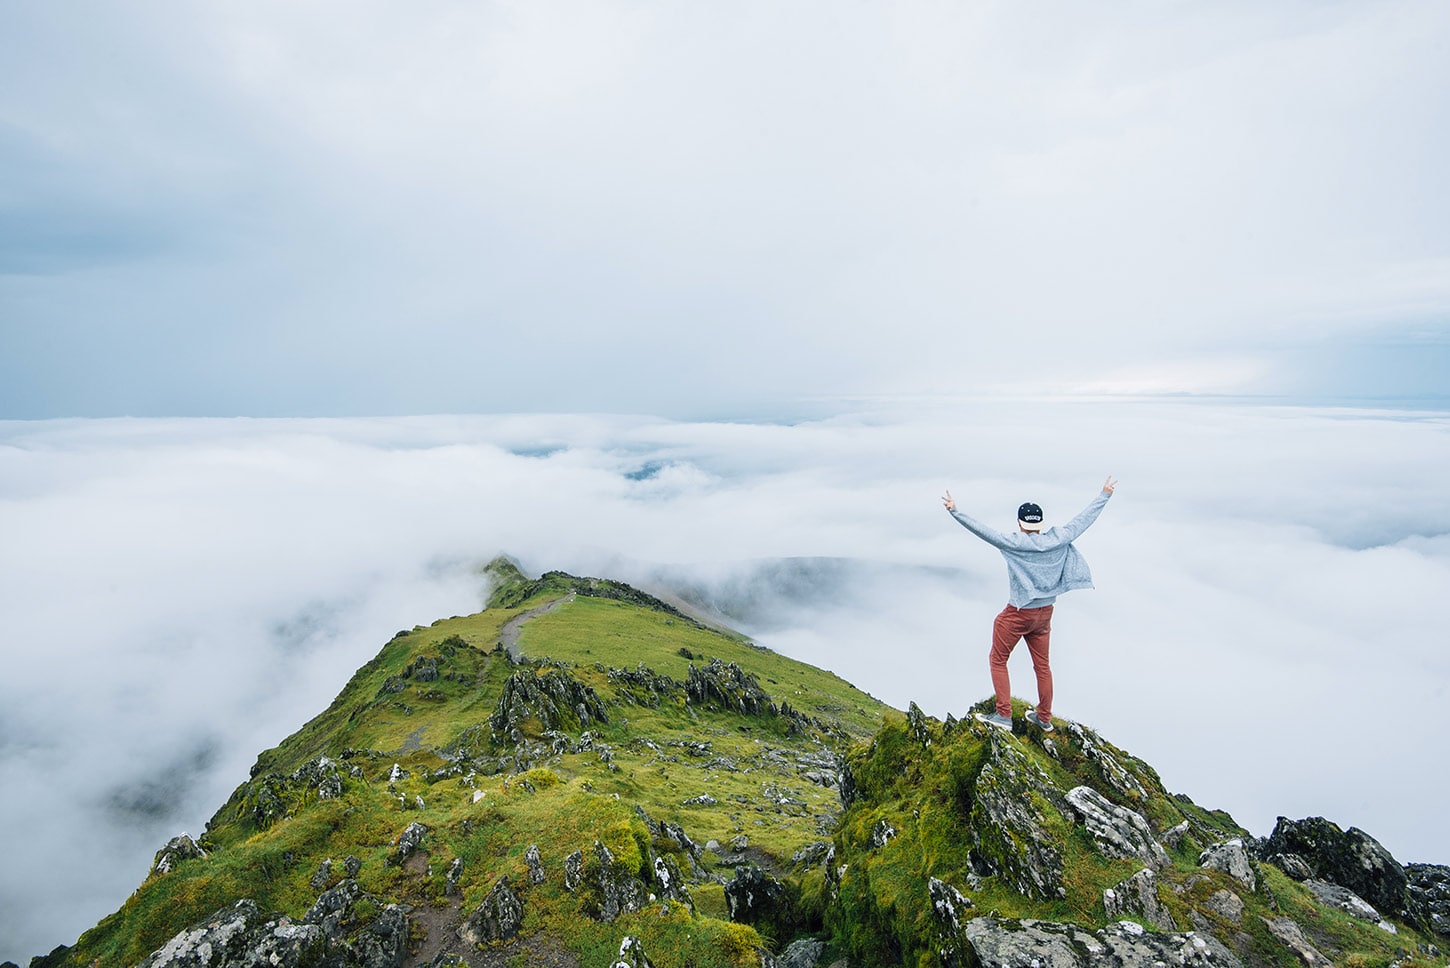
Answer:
[
  {"left": 3, "top": 1, "right": 1449, "bottom": 416},
  {"left": 2, "top": 401, "right": 1448, "bottom": 960}
]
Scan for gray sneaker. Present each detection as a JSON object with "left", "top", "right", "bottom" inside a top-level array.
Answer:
[
  {"left": 974, "top": 710, "right": 1013, "bottom": 732},
  {"left": 1025, "top": 709, "right": 1054, "bottom": 732}
]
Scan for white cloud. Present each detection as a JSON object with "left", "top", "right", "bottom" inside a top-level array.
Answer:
[{"left": 1, "top": 402, "right": 1448, "bottom": 960}]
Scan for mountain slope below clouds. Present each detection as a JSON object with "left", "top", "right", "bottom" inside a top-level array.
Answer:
[{"left": 24, "top": 560, "right": 1450, "bottom": 968}]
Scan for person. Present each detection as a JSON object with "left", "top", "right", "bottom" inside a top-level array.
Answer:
[{"left": 941, "top": 477, "right": 1116, "bottom": 733}]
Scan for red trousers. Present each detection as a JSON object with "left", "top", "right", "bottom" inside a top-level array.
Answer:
[{"left": 990, "top": 604, "right": 1053, "bottom": 720}]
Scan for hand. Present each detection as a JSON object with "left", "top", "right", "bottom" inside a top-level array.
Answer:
[
  {"left": 942, "top": 490, "right": 956, "bottom": 511},
  {"left": 1102, "top": 476, "right": 1117, "bottom": 495}
]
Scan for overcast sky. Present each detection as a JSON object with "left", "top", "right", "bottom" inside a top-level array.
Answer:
[{"left": 3, "top": 0, "right": 1449, "bottom": 417}]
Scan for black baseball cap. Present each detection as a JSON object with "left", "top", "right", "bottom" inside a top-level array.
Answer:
[{"left": 1017, "top": 502, "right": 1044, "bottom": 530}]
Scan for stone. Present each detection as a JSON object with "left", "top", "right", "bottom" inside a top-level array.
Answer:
[
  {"left": 344, "top": 855, "right": 362, "bottom": 878},
  {"left": 1259, "top": 816, "right": 1409, "bottom": 916},
  {"left": 564, "top": 849, "right": 584, "bottom": 891},
  {"left": 151, "top": 834, "right": 207, "bottom": 876},
  {"left": 907, "top": 701, "right": 933, "bottom": 746},
  {"left": 725, "top": 864, "right": 802, "bottom": 937},
  {"left": 1198, "top": 839, "right": 1256, "bottom": 890},
  {"left": 963, "top": 916, "right": 1242, "bottom": 968},
  {"left": 527, "top": 843, "right": 545, "bottom": 884},
  {"left": 1260, "top": 916, "right": 1333, "bottom": 967},
  {"left": 445, "top": 857, "right": 464, "bottom": 896},
  {"left": 612, "top": 935, "right": 655, "bottom": 968},
  {"left": 969, "top": 732, "right": 1067, "bottom": 901},
  {"left": 1065, "top": 786, "right": 1170, "bottom": 871},
  {"left": 1408, "top": 862, "right": 1450, "bottom": 938},
  {"left": 1160, "top": 821, "right": 1191, "bottom": 851},
  {"left": 869, "top": 818, "right": 896, "bottom": 848},
  {"left": 1103, "top": 869, "right": 1176, "bottom": 930},
  {"left": 488, "top": 668, "right": 610, "bottom": 744},
  {"left": 592, "top": 841, "right": 647, "bottom": 923},
  {"left": 136, "top": 883, "right": 410, "bottom": 968},
  {"left": 1202, "top": 890, "right": 1244, "bottom": 924},
  {"left": 1266, "top": 852, "right": 1314, "bottom": 881},
  {"left": 684, "top": 659, "right": 778, "bottom": 716},
  {"left": 309, "top": 858, "right": 333, "bottom": 890},
  {"left": 394, "top": 821, "right": 428, "bottom": 863},
  {"left": 1064, "top": 723, "right": 1150, "bottom": 800},
  {"left": 777, "top": 938, "right": 827, "bottom": 968},
  {"left": 929, "top": 876, "right": 975, "bottom": 943},
  {"left": 1304, "top": 879, "right": 1396, "bottom": 932},
  {"left": 459, "top": 876, "right": 524, "bottom": 945}
]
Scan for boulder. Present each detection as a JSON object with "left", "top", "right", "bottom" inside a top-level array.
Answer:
[
  {"left": 1198, "top": 839, "right": 1256, "bottom": 890},
  {"left": 725, "top": 864, "right": 803, "bottom": 938},
  {"left": 777, "top": 938, "right": 827, "bottom": 968},
  {"left": 1259, "top": 816, "right": 1408, "bottom": 916},
  {"left": 393, "top": 821, "right": 429, "bottom": 864},
  {"left": 685, "top": 659, "right": 777, "bottom": 716},
  {"left": 459, "top": 876, "right": 524, "bottom": 945},
  {"left": 1103, "top": 869, "right": 1176, "bottom": 930},
  {"left": 1304, "top": 879, "right": 1396, "bottom": 933},
  {"left": 963, "top": 916, "right": 1242, "bottom": 968},
  {"left": 1260, "top": 917, "right": 1332, "bottom": 968},
  {"left": 591, "top": 841, "right": 647, "bottom": 923},
  {"left": 1065, "top": 786, "right": 1169, "bottom": 871},
  {"left": 526, "top": 843, "right": 546, "bottom": 884},
  {"left": 1201, "top": 890, "right": 1244, "bottom": 925},
  {"left": 1408, "top": 862, "right": 1450, "bottom": 938},
  {"left": 151, "top": 834, "right": 207, "bottom": 876},
  {"left": 488, "top": 668, "right": 610, "bottom": 744}
]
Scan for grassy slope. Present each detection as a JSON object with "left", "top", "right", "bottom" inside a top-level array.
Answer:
[
  {"left": 61, "top": 562, "right": 890, "bottom": 967},
  {"left": 831, "top": 698, "right": 1447, "bottom": 968},
  {"left": 52, "top": 561, "right": 1450, "bottom": 968}
]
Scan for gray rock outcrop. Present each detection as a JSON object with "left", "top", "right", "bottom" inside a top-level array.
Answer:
[
  {"left": 151, "top": 834, "right": 207, "bottom": 876},
  {"left": 138, "top": 882, "right": 408, "bottom": 968},
  {"left": 1304, "top": 879, "right": 1396, "bottom": 933},
  {"left": 1065, "top": 786, "right": 1169, "bottom": 871},
  {"left": 1260, "top": 916, "right": 1332, "bottom": 967},
  {"left": 964, "top": 916, "right": 1242, "bottom": 968},
  {"left": 1103, "top": 869, "right": 1176, "bottom": 930},
  {"left": 489, "top": 668, "right": 610, "bottom": 744},
  {"left": 1198, "top": 839, "right": 1256, "bottom": 890},
  {"left": 459, "top": 875, "right": 524, "bottom": 945},
  {"left": 969, "top": 731, "right": 1066, "bottom": 901},
  {"left": 1408, "top": 862, "right": 1450, "bottom": 937},
  {"left": 1259, "top": 816, "right": 1408, "bottom": 916}
]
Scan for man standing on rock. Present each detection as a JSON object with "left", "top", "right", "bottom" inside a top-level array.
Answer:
[{"left": 942, "top": 477, "right": 1116, "bottom": 733}]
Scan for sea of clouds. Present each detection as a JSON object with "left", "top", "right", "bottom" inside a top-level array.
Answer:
[{"left": 2, "top": 400, "right": 1447, "bottom": 960}]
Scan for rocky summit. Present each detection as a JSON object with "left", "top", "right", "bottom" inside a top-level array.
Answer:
[{"left": 16, "top": 560, "right": 1449, "bottom": 968}]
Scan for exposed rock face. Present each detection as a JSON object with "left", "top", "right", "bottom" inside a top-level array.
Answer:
[
  {"left": 151, "top": 834, "right": 207, "bottom": 875},
  {"left": 1065, "top": 786, "right": 1169, "bottom": 871},
  {"left": 1198, "top": 839, "right": 1256, "bottom": 890},
  {"left": 393, "top": 821, "right": 428, "bottom": 863},
  {"left": 459, "top": 876, "right": 524, "bottom": 945},
  {"left": 776, "top": 938, "right": 827, "bottom": 968},
  {"left": 489, "top": 668, "right": 610, "bottom": 743},
  {"left": 685, "top": 659, "right": 777, "bottom": 716},
  {"left": 138, "top": 883, "right": 408, "bottom": 968},
  {"left": 1103, "top": 869, "right": 1176, "bottom": 931},
  {"left": 725, "top": 864, "right": 803, "bottom": 938},
  {"left": 1260, "top": 917, "right": 1332, "bottom": 967},
  {"left": 590, "top": 841, "right": 647, "bottom": 923},
  {"left": 907, "top": 701, "right": 933, "bottom": 746},
  {"left": 928, "top": 877, "right": 976, "bottom": 966},
  {"left": 1304, "top": 879, "right": 1396, "bottom": 933},
  {"left": 1202, "top": 890, "right": 1244, "bottom": 924},
  {"left": 1259, "top": 816, "right": 1409, "bottom": 916},
  {"left": 969, "top": 731, "right": 1066, "bottom": 901},
  {"left": 1064, "top": 723, "right": 1149, "bottom": 800},
  {"left": 1408, "top": 863, "right": 1450, "bottom": 937},
  {"left": 611, "top": 935, "right": 655, "bottom": 968},
  {"left": 964, "top": 916, "right": 1242, "bottom": 968}
]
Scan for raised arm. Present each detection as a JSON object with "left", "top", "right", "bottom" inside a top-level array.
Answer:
[
  {"left": 943, "top": 489, "right": 1018, "bottom": 550},
  {"left": 1052, "top": 478, "right": 1116, "bottom": 544}
]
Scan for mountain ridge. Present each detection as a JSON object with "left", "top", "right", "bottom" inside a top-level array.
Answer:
[{"left": 15, "top": 560, "right": 1449, "bottom": 968}]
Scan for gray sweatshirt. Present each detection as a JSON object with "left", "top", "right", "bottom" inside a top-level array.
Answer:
[{"left": 949, "top": 489, "right": 1112, "bottom": 608}]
